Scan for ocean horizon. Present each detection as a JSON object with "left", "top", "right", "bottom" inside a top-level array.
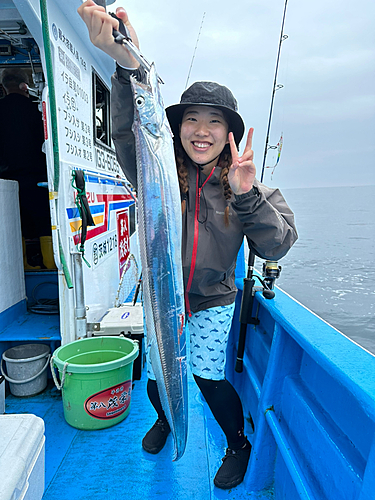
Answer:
[{"left": 253, "top": 184, "right": 375, "bottom": 354}]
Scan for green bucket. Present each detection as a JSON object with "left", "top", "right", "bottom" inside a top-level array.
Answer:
[{"left": 51, "top": 336, "right": 139, "bottom": 430}]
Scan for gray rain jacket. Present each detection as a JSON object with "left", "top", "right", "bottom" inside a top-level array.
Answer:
[{"left": 111, "top": 66, "right": 298, "bottom": 314}]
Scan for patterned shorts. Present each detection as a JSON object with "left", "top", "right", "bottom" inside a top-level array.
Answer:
[{"left": 146, "top": 303, "right": 236, "bottom": 381}]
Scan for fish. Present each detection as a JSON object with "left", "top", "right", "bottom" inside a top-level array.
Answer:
[{"left": 130, "top": 64, "right": 187, "bottom": 461}]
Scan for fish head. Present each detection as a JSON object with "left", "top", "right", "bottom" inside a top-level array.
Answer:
[{"left": 132, "top": 64, "right": 168, "bottom": 138}]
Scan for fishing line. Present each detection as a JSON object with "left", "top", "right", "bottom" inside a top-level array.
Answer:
[
  {"left": 185, "top": 12, "right": 206, "bottom": 89},
  {"left": 266, "top": 38, "right": 290, "bottom": 181},
  {"left": 114, "top": 253, "right": 139, "bottom": 307}
]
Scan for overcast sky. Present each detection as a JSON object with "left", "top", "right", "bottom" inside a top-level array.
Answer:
[{"left": 110, "top": 0, "right": 375, "bottom": 190}]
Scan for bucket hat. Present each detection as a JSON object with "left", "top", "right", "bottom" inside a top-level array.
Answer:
[{"left": 166, "top": 81, "right": 245, "bottom": 147}]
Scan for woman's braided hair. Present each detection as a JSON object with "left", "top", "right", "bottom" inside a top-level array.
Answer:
[
  {"left": 174, "top": 138, "right": 233, "bottom": 226},
  {"left": 218, "top": 148, "right": 233, "bottom": 226}
]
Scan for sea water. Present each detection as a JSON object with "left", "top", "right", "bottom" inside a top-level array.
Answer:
[{"left": 255, "top": 185, "right": 375, "bottom": 354}]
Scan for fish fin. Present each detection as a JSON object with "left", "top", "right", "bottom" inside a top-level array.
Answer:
[{"left": 149, "top": 63, "right": 165, "bottom": 128}]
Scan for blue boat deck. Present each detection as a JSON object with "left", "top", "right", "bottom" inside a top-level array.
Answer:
[
  {"left": 0, "top": 311, "right": 60, "bottom": 344},
  {"left": 3, "top": 272, "right": 375, "bottom": 499},
  {"left": 5, "top": 371, "right": 266, "bottom": 500}
]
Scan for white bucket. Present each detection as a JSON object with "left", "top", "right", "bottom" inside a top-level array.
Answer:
[{"left": 1, "top": 344, "right": 51, "bottom": 397}]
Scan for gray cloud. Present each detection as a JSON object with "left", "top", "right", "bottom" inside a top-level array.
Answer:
[{"left": 112, "top": 0, "right": 375, "bottom": 188}]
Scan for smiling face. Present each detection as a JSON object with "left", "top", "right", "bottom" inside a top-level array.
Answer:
[{"left": 179, "top": 105, "right": 229, "bottom": 172}]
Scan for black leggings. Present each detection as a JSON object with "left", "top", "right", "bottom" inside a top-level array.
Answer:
[{"left": 147, "top": 376, "right": 245, "bottom": 450}]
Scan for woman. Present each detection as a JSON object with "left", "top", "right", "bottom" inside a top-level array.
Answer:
[{"left": 78, "top": 1, "right": 298, "bottom": 490}]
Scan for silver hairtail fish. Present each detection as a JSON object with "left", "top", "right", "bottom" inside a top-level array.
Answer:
[{"left": 130, "top": 64, "right": 187, "bottom": 461}]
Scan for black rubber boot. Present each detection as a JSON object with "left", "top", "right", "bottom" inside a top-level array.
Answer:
[
  {"left": 142, "top": 419, "right": 171, "bottom": 454},
  {"left": 214, "top": 439, "right": 251, "bottom": 490}
]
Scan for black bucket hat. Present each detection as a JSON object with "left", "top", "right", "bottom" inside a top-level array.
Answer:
[{"left": 166, "top": 81, "right": 245, "bottom": 147}]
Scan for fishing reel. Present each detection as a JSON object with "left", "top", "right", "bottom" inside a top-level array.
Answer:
[
  {"left": 261, "top": 260, "right": 282, "bottom": 298},
  {"left": 238, "top": 260, "right": 281, "bottom": 325},
  {"left": 236, "top": 259, "right": 282, "bottom": 372},
  {"left": 248, "top": 260, "right": 282, "bottom": 301}
]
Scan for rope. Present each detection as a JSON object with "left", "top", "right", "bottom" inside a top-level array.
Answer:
[{"left": 50, "top": 356, "right": 69, "bottom": 390}]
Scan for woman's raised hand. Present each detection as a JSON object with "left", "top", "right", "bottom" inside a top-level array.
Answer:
[
  {"left": 228, "top": 129, "right": 256, "bottom": 195},
  {"left": 77, "top": 0, "right": 140, "bottom": 69}
]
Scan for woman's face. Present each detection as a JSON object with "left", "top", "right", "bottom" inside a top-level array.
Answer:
[{"left": 179, "top": 105, "right": 229, "bottom": 169}]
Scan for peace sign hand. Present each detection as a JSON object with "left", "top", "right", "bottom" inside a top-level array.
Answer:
[{"left": 228, "top": 128, "right": 256, "bottom": 195}]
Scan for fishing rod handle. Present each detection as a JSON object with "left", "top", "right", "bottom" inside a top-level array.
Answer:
[
  {"left": 235, "top": 357, "right": 244, "bottom": 373},
  {"left": 239, "top": 278, "right": 256, "bottom": 324},
  {"left": 235, "top": 323, "right": 248, "bottom": 373}
]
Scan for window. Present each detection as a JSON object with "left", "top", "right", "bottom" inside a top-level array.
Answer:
[
  {"left": 129, "top": 203, "right": 136, "bottom": 237},
  {"left": 92, "top": 70, "right": 110, "bottom": 146}
]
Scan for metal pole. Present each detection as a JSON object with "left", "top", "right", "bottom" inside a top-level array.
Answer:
[{"left": 72, "top": 253, "right": 87, "bottom": 339}]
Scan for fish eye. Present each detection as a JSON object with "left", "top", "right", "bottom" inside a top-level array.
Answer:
[{"left": 135, "top": 95, "right": 145, "bottom": 108}]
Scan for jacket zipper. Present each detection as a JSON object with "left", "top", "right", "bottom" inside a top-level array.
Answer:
[{"left": 185, "top": 167, "right": 216, "bottom": 316}]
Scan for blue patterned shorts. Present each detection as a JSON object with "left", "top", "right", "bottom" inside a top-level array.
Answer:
[{"left": 146, "top": 303, "right": 236, "bottom": 381}]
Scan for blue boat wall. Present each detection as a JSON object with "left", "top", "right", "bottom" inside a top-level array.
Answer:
[{"left": 228, "top": 248, "right": 375, "bottom": 499}]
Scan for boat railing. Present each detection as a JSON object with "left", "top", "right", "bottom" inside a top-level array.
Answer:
[{"left": 227, "top": 276, "right": 375, "bottom": 500}]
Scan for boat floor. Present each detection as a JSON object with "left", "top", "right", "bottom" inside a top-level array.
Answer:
[{"left": 5, "top": 371, "right": 272, "bottom": 499}]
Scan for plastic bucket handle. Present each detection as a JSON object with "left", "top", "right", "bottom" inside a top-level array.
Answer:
[
  {"left": 50, "top": 356, "right": 69, "bottom": 390},
  {"left": 0, "top": 354, "right": 51, "bottom": 384}
]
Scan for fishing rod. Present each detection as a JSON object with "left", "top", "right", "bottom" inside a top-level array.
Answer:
[
  {"left": 185, "top": 12, "right": 206, "bottom": 89},
  {"left": 235, "top": 0, "right": 288, "bottom": 373},
  {"left": 260, "top": 0, "right": 288, "bottom": 183}
]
